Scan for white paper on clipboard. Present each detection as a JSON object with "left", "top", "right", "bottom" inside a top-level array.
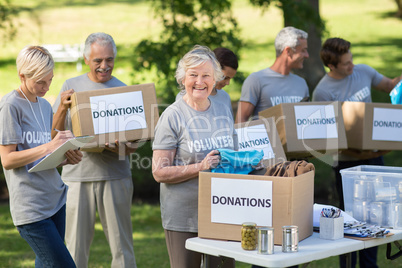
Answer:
[{"left": 28, "top": 136, "right": 94, "bottom": 173}]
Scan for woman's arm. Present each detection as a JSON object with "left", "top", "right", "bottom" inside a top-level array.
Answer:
[
  {"left": 152, "top": 149, "right": 220, "bottom": 184},
  {"left": 0, "top": 130, "right": 75, "bottom": 170}
]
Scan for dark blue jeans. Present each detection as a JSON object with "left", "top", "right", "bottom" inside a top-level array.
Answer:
[
  {"left": 333, "top": 156, "right": 382, "bottom": 268},
  {"left": 17, "top": 205, "right": 76, "bottom": 268}
]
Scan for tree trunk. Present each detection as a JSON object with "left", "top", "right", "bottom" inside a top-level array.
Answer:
[
  {"left": 396, "top": 0, "right": 402, "bottom": 18},
  {"left": 285, "top": 0, "right": 326, "bottom": 95}
]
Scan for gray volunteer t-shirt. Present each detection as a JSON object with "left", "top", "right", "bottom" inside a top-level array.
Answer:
[
  {"left": 0, "top": 90, "right": 67, "bottom": 226},
  {"left": 312, "top": 64, "right": 384, "bottom": 162},
  {"left": 52, "top": 74, "right": 131, "bottom": 182},
  {"left": 153, "top": 97, "right": 236, "bottom": 232},
  {"left": 240, "top": 68, "right": 309, "bottom": 118},
  {"left": 176, "top": 89, "right": 234, "bottom": 117},
  {"left": 312, "top": 64, "right": 383, "bottom": 102}
]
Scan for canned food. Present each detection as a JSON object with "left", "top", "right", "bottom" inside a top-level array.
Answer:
[
  {"left": 258, "top": 227, "right": 274, "bottom": 255},
  {"left": 241, "top": 222, "right": 257, "bottom": 250},
  {"left": 282, "top": 225, "right": 298, "bottom": 253}
]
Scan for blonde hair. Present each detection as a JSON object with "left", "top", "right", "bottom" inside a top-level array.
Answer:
[
  {"left": 16, "top": 45, "right": 54, "bottom": 81},
  {"left": 175, "top": 45, "right": 223, "bottom": 90}
]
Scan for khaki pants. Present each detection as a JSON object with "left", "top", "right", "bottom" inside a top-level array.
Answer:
[
  {"left": 164, "top": 229, "right": 235, "bottom": 268},
  {"left": 64, "top": 178, "right": 136, "bottom": 268}
]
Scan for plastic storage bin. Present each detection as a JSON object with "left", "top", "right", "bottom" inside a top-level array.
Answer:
[{"left": 340, "top": 165, "right": 402, "bottom": 229}]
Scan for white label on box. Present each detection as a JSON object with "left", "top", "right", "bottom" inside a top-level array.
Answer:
[
  {"left": 372, "top": 107, "right": 402, "bottom": 141},
  {"left": 90, "top": 91, "right": 147, "bottom": 135},
  {"left": 294, "top": 105, "right": 338, "bottom": 140},
  {"left": 235, "top": 124, "right": 275, "bottom": 160},
  {"left": 211, "top": 177, "right": 273, "bottom": 226}
]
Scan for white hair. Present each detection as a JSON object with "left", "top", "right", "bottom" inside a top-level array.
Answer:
[
  {"left": 274, "top": 27, "right": 308, "bottom": 57},
  {"left": 175, "top": 45, "right": 224, "bottom": 90},
  {"left": 83, "top": 32, "right": 117, "bottom": 60}
]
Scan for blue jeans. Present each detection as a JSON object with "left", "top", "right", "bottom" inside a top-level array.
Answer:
[{"left": 17, "top": 205, "right": 76, "bottom": 268}]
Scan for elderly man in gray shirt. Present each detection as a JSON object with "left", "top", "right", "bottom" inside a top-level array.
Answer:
[{"left": 236, "top": 26, "right": 310, "bottom": 123}]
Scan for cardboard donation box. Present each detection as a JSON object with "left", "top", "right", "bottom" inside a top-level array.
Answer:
[
  {"left": 258, "top": 102, "right": 347, "bottom": 157},
  {"left": 70, "top": 84, "right": 159, "bottom": 149},
  {"left": 342, "top": 102, "right": 402, "bottom": 150},
  {"left": 198, "top": 170, "right": 314, "bottom": 245},
  {"left": 235, "top": 118, "right": 287, "bottom": 167}
]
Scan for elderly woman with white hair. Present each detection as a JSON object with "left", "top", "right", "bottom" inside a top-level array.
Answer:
[
  {"left": 152, "top": 45, "right": 236, "bottom": 268},
  {"left": 0, "top": 46, "right": 82, "bottom": 267}
]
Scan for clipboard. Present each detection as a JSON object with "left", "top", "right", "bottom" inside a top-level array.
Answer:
[{"left": 28, "top": 136, "right": 95, "bottom": 173}]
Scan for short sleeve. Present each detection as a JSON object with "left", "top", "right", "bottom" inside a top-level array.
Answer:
[
  {"left": 240, "top": 73, "right": 261, "bottom": 106},
  {"left": 152, "top": 108, "right": 180, "bottom": 150},
  {"left": 0, "top": 103, "right": 22, "bottom": 145}
]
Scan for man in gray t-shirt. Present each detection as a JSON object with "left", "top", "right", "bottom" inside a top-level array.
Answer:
[
  {"left": 236, "top": 26, "right": 309, "bottom": 123},
  {"left": 312, "top": 37, "right": 402, "bottom": 268},
  {"left": 52, "top": 33, "right": 137, "bottom": 268}
]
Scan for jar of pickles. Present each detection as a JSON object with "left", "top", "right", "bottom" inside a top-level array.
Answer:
[{"left": 241, "top": 222, "right": 257, "bottom": 250}]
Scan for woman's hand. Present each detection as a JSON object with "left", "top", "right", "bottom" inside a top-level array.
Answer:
[
  {"left": 60, "top": 149, "right": 83, "bottom": 166},
  {"left": 200, "top": 150, "right": 220, "bottom": 170},
  {"left": 49, "top": 130, "right": 75, "bottom": 152}
]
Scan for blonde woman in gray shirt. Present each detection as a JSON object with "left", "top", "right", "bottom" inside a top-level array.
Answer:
[{"left": 0, "top": 46, "right": 82, "bottom": 267}]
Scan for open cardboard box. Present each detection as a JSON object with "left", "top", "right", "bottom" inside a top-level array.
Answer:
[
  {"left": 342, "top": 101, "right": 402, "bottom": 150},
  {"left": 258, "top": 101, "right": 347, "bottom": 158},
  {"left": 235, "top": 117, "right": 287, "bottom": 167},
  {"left": 70, "top": 83, "right": 159, "bottom": 150},
  {"left": 198, "top": 169, "right": 314, "bottom": 245}
]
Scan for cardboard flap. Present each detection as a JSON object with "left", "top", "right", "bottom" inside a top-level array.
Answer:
[
  {"left": 342, "top": 102, "right": 365, "bottom": 148},
  {"left": 234, "top": 117, "right": 287, "bottom": 167}
]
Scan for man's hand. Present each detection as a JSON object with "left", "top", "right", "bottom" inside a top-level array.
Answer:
[
  {"left": 60, "top": 89, "right": 75, "bottom": 111},
  {"left": 105, "top": 140, "right": 138, "bottom": 156}
]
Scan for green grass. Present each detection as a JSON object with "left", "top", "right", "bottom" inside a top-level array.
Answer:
[{"left": 0, "top": 202, "right": 400, "bottom": 267}]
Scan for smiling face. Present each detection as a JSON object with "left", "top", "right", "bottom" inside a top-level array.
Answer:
[
  {"left": 289, "top": 38, "right": 309, "bottom": 69},
  {"left": 329, "top": 51, "right": 354, "bottom": 79},
  {"left": 84, "top": 42, "right": 114, "bottom": 83},
  {"left": 20, "top": 71, "right": 54, "bottom": 101},
  {"left": 183, "top": 60, "right": 216, "bottom": 102},
  {"left": 215, "top": 66, "right": 237, "bottom": 90}
]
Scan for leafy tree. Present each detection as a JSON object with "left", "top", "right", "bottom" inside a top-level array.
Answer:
[
  {"left": 132, "top": 0, "right": 242, "bottom": 105},
  {"left": 249, "top": 0, "right": 326, "bottom": 92},
  {"left": 0, "top": 0, "right": 17, "bottom": 40}
]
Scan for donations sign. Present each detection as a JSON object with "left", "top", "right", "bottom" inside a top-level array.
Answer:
[
  {"left": 90, "top": 91, "right": 147, "bottom": 135},
  {"left": 294, "top": 105, "right": 338, "bottom": 140},
  {"left": 372, "top": 107, "right": 402, "bottom": 142},
  {"left": 211, "top": 177, "right": 273, "bottom": 226},
  {"left": 236, "top": 124, "right": 275, "bottom": 160}
]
